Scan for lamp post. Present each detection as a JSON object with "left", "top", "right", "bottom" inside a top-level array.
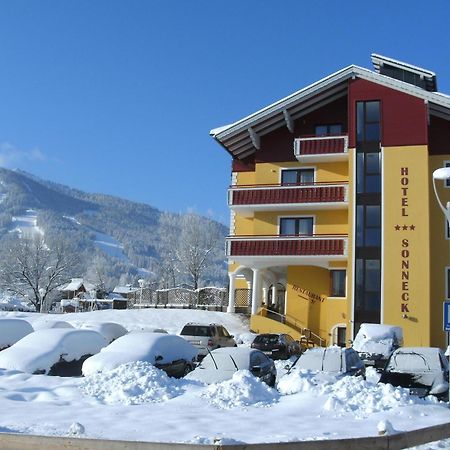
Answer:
[{"left": 432, "top": 167, "right": 450, "bottom": 403}]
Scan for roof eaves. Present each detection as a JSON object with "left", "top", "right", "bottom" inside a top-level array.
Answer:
[{"left": 211, "top": 65, "right": 358, "bottom": 141}]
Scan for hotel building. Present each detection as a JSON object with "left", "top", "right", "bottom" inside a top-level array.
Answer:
[{"left": 211, "top": 54, "right": 450, "bottom": 348}]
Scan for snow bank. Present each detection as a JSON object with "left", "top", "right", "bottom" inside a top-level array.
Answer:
[
  {"left": 277, "top": 370, "right": 438, "bottom": 417},
  {"left": 352, "top": 324, "right": 403, "bottom": 357},
  {"left": 0, "top": 319, "right": 34, "bottom": 349},
  {"left": 82, "top": 333, "right": 197, "bottom": 375},
  {"left": 202, "top": 370, "right": 279, "bottom": 409},
  {"left": 0, "top": 295, "right": 35, "bottom": 312},
  {"left": 0, "top": 329, "right": 107, "bottom": 374},
  {"left": 81, "top": 361, "right": 187, "bottom": 405}
]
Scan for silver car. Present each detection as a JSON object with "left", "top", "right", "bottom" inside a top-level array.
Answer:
[
  {"left": 179, "top": 323, "right": 236, "bottom": 357},
  {"left": 186, "top": 347, "right": 277, "bottom": 386}
]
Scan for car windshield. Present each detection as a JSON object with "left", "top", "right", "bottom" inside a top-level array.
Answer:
[
  {"left": 254, "top": 335, "right": 279, "bottom": 345},
  {"left": 297, "top": 348, "right": 342, "bottom": 372},
  {"left": 387, "top": 352, "right": 431, "bottom": 372},
  {"left": 180, "top": 326, "right": 212, "bottom": 337},
  {"left": 200, "top": 353, "right": 243, "bottom": 370}
]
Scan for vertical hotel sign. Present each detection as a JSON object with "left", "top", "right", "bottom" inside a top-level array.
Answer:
[
  {"left": 396, "top": 167, "right": 414, "bottom": 314},
  {"left": 383, "top": 145, "right": 430, "bottom": 333}
]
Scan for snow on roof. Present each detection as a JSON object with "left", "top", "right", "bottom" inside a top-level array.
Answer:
[
  {"left": 80, "top": 322, "right": 128, "bottom": 343},
  {"left": 60, "top": 279, "right": 94, "bottom": 292},
  {"left": 113, "top": 286, "right": 139, "bottom": 294},
  {"left": 0, "top": 328, "right": 107, "bottom": 374},
  {"left": 82, "top": 332, "right": 198, "bottom": 376},
  {"left": 211, "top": 57, "right": 450, "bottom": 158}
]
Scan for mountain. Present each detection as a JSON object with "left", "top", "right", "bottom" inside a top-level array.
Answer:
[{"left": 0, "top": 168, "right": 228, "bottom": 289}]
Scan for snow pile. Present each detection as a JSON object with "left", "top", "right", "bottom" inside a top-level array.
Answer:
[
  {"left": 352, "top": 324, "right": 403, "bottom": 358},
  {"left": 202, "top": 370, "right": 279, "bottom": 409},
  {"left": 0, "top": 319, "right": 33, "bottom": 349},
  {"left": 278, "top": 370, "right": 438, "bottom": 417},
  {"left": 81, "top": 361, "right": 186, "bottom": 405}
]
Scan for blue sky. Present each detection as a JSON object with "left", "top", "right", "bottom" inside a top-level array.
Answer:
[{"left": 0, "top": 1, "right": 449, "bottom": 225}]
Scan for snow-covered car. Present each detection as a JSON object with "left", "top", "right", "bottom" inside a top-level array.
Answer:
[
  {"left": 82, "top": 332, "right": 198, "bottom": 378},
  {"left": 289, "top": 347, "right": 365, "bottom": 377},
  {"left": 32, "top": 320, "right": 74, "bottom": 330},
  {"left": 352, "top": 323, "right": 403, "bottom": 370},
  {"left": 379, "top": 347, "right": 449, "bottom": 399},
  {"left": 0, "top": 318, "right": 34, "bottom": 351},
  {"left": 0, "top": 328, "right": 107, "bottom": 375},
  {"left": 80, "top": 322, "right": 128, "bottom": 343},
  {"left": 185, "top": 347, "right": 277, "bottom": 387},
  {"left": 179, "top": 322, "right": 237, "bottom": 357},
  {"left": 251, "top": 333, "right": 301, "bottom": 360}
]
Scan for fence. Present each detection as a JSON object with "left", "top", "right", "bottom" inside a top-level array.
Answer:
[{"left": 129, "top": 287, "right": 228, "bottom": 311}]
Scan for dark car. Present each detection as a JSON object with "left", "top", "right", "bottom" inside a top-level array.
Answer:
[
  {"left": 251, "top": 333, "right": 301, "bottom": 360},
  {"left": 379, "top": 347, "right": 449, "bottom": 399}
]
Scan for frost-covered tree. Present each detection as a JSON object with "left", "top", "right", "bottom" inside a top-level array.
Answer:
[
  {"left": 176, "top": 214, "right": 222, "bottom": 289},
  {"left": 0, "top": 235, "right": 78, "bottom": 312}
]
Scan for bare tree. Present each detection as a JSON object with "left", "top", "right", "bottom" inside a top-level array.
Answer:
[
  {"left": 176, "top": 214, "right": 221, "bottom": 290},
  {"left": 0, "top": 235, "right": 78, "bottom": 312}
]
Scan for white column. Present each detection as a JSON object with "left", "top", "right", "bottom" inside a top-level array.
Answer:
[
  {"left": 251, "top": 268, "right": 261, "bottom": 315},
  {"left": 262, "top": 287, "right": 268, "bottom": 307},
  {"left": 227, "top": 273, "right": 236, "bottom": 313},
  {"left": 271, "top": 284, "right": 277, "bottom": 307}
]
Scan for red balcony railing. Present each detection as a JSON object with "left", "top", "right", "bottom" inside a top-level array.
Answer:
[
  {"left": 229, "top": 182, "right": 348, "bottom": 206},
  {"left": 226, "top": 235, "right": 348, "bottom": 257},
  {"left": 294, "top": 135, "right": 348, "bottom": 160}
]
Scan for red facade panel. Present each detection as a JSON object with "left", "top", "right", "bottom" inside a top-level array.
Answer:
[
  {"left": 231, "top": 185, "right": 346, "bottom": 205},
  {"left": 348, "top": 79, "right": 428, "bottom": 148},
  {"left": 229, "top": 239, "right": 345, "bottom": 256}
]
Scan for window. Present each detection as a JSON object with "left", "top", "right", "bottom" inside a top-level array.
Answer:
[
  {"left": 281, "top": 168, "right": 314, "bottom": 185},
  {"left": 330, "top": 270, "right": 346, "bottom": 297},
  {"left": 356, "top": 101, "right": 381, "bottom": 144},
  {"left": 315, "top": 124, "right": 343, "bottom": 136},
  {"left": 356, "top": 205, "right": 381, "bottom": 246},
  {"left": 280, "top": 217, "right": 313, "bottom": 236},
  {"left": 356, "top": 153, "right": 381, "bottom": 194}
]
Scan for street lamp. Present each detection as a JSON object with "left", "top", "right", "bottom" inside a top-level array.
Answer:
[
  {"left": 432, "top": 167, "right": 450, "bottom": 222},
  {"left": 432, "top": 166, "right": 450, "bottom": 403}
]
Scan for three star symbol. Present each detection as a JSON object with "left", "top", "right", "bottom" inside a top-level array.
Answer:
[{"left": 394, "top": 225, "right": 415, "bottom": 231}]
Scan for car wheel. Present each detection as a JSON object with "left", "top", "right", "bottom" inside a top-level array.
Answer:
[
  {"left": 182, "top": 364, "right": 193, "bottom": 377},
  {"left": 268, "top": 375, "right": 276, "bottom": 388}
]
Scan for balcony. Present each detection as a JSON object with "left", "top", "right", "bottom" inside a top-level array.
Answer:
[
  {"left": 294, "top": 135, "right": 349, "bottom": 163},
  {"left": 226, "top": 234, "right": 348, "bottom": 265},
  {"left": 228, "top": 182, "right": 348, "bottom": 216}
]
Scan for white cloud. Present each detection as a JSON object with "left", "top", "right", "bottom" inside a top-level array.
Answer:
[{"left": 0, "top": 142, "right": 47, "bottom": 167}]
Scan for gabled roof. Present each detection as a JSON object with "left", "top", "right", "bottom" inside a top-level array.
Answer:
[{"left": 211, "top": 60, "right": 450, "bottom": 159}]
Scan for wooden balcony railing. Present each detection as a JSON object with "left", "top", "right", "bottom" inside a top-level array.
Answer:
[
  {"left": 226, "top": 234, "right": 348, "bottom": 257},
  {"left": 294, "top": 135, "right": 348, "bottom": 161},
  {"left": 228, "top": 182, "right": 348, "bottom": 206}
]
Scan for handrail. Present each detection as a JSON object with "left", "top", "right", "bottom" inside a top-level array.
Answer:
[
  {"left": 229, "top": 181, "right": 349, "bottom": 189},
  {"left": 257, "top": 307, "right": 325, "bottom": 347}
]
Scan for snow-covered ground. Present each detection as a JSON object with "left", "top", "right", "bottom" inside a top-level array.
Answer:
[
  {"left": 9, "top": 209, "right": 44, "bottom": 237},
  {"left": 0, "top": 308, "right": 450, "bottom": 444}
]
